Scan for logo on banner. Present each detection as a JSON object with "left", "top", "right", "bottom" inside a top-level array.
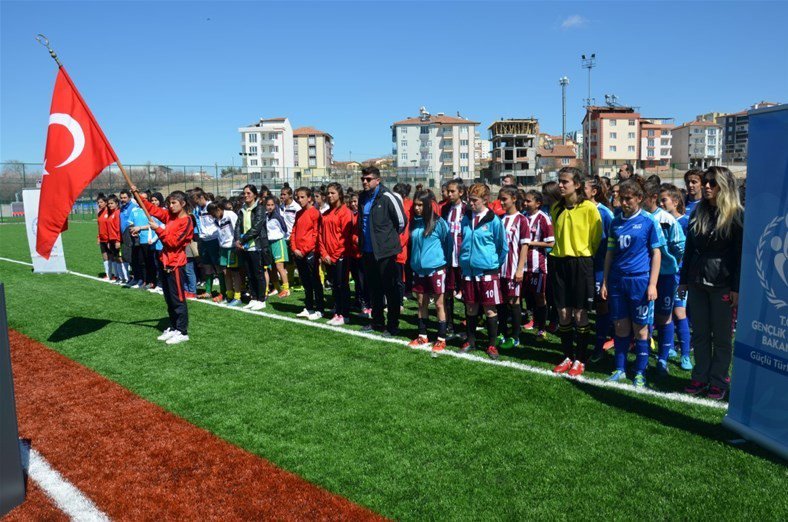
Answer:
[{"left": 756, "top": 213, "right": 788, "bottom": 310}]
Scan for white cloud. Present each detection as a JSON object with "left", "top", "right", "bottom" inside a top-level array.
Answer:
[{"left": 561, "top": 15, "right": 586, "bottom": 29}]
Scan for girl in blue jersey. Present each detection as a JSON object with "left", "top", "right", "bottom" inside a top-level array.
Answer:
[
  {"left": 660, "top": 184, "right": 693, "bottom": 370},
  {"left": 601, "top": 178, "right": 663, "bottom": 387},
  {"left": 458, "top": 183, "right": 508, "bottom": 360},
  {"left": 643, "top": 180, "right": 685, "bottom": 376},
  {"left": 407, "top": 190, "right": 452, "bottom": 356},
  {"left": 585, "top": 176, "right": 615, "bottom": 363}
]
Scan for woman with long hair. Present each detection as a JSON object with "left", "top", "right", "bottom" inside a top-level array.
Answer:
[
  {"left": 679, "top": 167, "right": 743, "bottom": 400},
  {"left": 319, "top": 182, "right": 353, "bottom": 325},
  {"left": 96, "top": 194, "right": 112, "bottom": 280},
  {"left": 234, "top": 184, "right": 271, "bottom": 311}
]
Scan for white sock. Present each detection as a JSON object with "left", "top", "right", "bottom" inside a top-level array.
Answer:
[
  {"left": 103, "top": 260, "right": 110, "bottom": 277},
  {"left": 120, "top": 262, "right": 129, "bottom": 281}
]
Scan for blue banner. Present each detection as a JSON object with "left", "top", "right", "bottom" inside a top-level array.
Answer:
[{"left": 722, "top": 104, "right": 788, "bottom": 460}]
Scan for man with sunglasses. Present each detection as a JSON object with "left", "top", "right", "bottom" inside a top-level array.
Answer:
[{"left": 357, "top": 167, "right": 407, "bottom": 336}]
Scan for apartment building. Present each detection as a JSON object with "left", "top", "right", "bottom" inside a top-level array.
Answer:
[
  {"left": 671, "top": 120, "right": 722, "bottom": 169},
  {"left": 582, "top": 106, "right": 640, "bottom": 177},
  {"left": 537, "top": 144, "right": 582, "bottom": 176},
  {"left": 489, "top": 118, "right": 539, "bottom": 184},
  {"left": 639, "top": 118, "right": 674, "bottom": 171},
  {"left": 718, "top": 101, "right": 779, "bottom": 164},
  {"left": 392, "top": 107, "right": 480, "bottom": 185},
  {"left": 293, "top": 127, "right": 333, "bottom": 179},
  {"left": 238, "top": 117, "right": 295, "bottom": 183}
]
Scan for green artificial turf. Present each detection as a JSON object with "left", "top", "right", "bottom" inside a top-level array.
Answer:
[{"left": 1, "top": 222, "right": 786, "bottom": 520}]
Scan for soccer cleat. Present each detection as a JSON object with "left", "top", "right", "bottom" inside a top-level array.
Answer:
[
  {"left": 602, "top": 338, "right": 615, "bottom": 351},
  {"left": 184, "top": 292, "right": 197, "bottom": 299},
  {"left": 408, "top": 336, "right": 430, "bottom": 348},
  {"left": 296, "top": 308, "right": 311, "bottom": 318},
  {"left": 250, "top": 300, "right": 267, "bottom": 311},
  {"left": 157, "top": 328, "right": 176, "bottom": 341},
  {"left": 363, "top": 308, "right": 372, "bottom": 318},
  {"left": 277, "top": 290, "right": 291, "bottom": 298},
  {"left": 212, "top": 295, "right": 224, "bottom": 303},
  {"left": 606, "top": 370, "right": 627, "bottom": 382},
  {"left": 680, "top": 355, "right": 693, "bottom": 371},
  {"left": 535, "top": 330, "right": 547, "bottom": 340},
  {"left": 226, "top": 299, "right": 241, "bottom": 307},
  {"left": 495, "top": 334, "right": 506, "bottom": 347},
  {"left": 567, "top": 360, "right": 585, "bottom": 377},
  {"left": 327, "top": 315, "right": 345, "bottom": 326},
  {"left": 500, "top": 337, "right": 520, "bottom": 349},
  {"left": 382, "top": 329, "right": 399, "bottom": 338},
  {"left": 196, "top": 292, "right": 210, "bottom": 299},
  {"left": 684, "top": 380, "right": 708, "bottom": 395},
  {"left": 165, "top": 332, "right": 189, "bottom": 345},
  {"left": 242, "top": 301, "right": 255, "bottom": 309},
  {"left": 486, "top": 345, "right": 500, "bottom": 360},
  {"left": 668, "top": 348, "right": 678, "bottom": 359},
  {"left": 706, "top": 386, "right": 727, "bottom": 401},
  {"left": 633, "top": 373, "right": 647, "bottom": 388},
  {"left": 431, "top": 339, "right": 446, "bottom": 356},
  {"left": 268, "top": 289, "right": 279, "bottom": 297},
  {"left": 553, "top": 358, "right": 573, "bottom": 374},
  {"left": 522, "top": 319, "right": 535, "bottom": 330},
  {"left": 656, "top": 359, "right": 670, "bottom": 377},
  {"left": 460, "top": 342, "right": 475, "bottom": 353},
  {"left": 589, "top": 348, "right": 604, "bottom": 363},
  {"left": 307, "top": 311, "right": 323, "bottom": 321}
]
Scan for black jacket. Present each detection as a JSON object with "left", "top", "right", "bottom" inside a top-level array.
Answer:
[
  {"left": 357, "top": 184, "right": 407, "bottom": 260},
  {"left": 679, "top": 207, "right": 743, "bottom": 292},
  {"left": 234, "top": 203, "right": 270, "bottom": 251}
]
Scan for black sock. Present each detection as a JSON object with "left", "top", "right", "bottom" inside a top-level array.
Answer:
[
  {"left": 535, "top": 305, "right": 547, "bottom": 330},
  {"left": 418, "top": 316, "right": 427, "bottom": 336},
  {"left": 510, "top": 303, "right": 521, "bottom": 341},
  {"left": 497, "top": 304, "right": 509, "bottom": 337},
  {"left": 467, "top": 314, "right": 478, "bottom": 346},
  {"left": 487, "top": 315, "right": 499, "bottom": 347},
  {"left": 575, "top": 324, "right": 592, "bottom": 363},
  {"left": 445, "top": 297, "right": 454, "bottom": 333},
  {"left": 437, "top": 320, "right": 447, "bottom": 340},
  {"left": 558, "top": 323, "right": 575, "bottom": 359}
]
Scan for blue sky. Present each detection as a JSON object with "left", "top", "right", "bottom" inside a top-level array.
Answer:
[{"left": 2, "top": 1, "right": 786, "bottom": 165}]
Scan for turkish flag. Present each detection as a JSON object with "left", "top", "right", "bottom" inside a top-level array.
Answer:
[{"left": 37, "top": 67, "right": 118, "bottom": 259}]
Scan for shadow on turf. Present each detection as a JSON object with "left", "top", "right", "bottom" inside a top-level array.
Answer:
[
  {"left": 47, "top": 316, "right": 170, "bottom": 342},
  {"left": 567, "top": 379, "right": 788, "bottom": 465}
]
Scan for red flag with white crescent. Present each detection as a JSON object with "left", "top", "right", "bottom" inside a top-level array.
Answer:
[{"left": 37, "top": 67, "right": 118, "bottom": 259}]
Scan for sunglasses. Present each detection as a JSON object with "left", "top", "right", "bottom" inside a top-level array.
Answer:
[
  {"left": 703, "top": 177, "right": 718, "bottom": 188},
  {"left": 361, "top": 176, "right": 376, "bottom": 182}
]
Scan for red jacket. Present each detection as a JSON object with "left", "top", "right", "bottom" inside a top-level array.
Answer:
[
  {"left": 106, "top": 209, "right": 121, "bottom": 242},
  {"left": 318, "top": 205, "right": 353, "bottom": 262},
  {"left": 144, "top": 200, "right": 193, "bottom": 268},
  {"left": 490, "top": 199, "right": 506, "bottom": 217},
  {"left": 97, "top": 208, "right": 110, "bottom": 242},
  {"left": 348, "top": 211, "right": 361, "bottom": 259},
  {"left": 290, "top": 206, "right": 320, "bottom": 255},
  {"left": 396, "top": 198, "right": 413, "bottom": 264}
]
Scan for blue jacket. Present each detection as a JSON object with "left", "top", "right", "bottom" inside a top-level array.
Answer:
[
  {"left": 648, "top": 207, "right": 685, "bottom": 275},
  {"left": 128, "top": 205, "right": 160, "bottom": 247},
  {"left": 459, "top": 209, "right": 508, "bottom": 277},
  {"left": 410, "top": 217, "right": 451, "bottom": 276},
  {"left": 119, "top": 199, "right": 139, "bottom": 233}
]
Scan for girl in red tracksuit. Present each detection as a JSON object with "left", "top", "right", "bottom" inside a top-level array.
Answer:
[
  {"left": 134, "top": 188, "right": 194, "bottom": 345},
  {"left": 291, "top": 187, "right": 324, "bottom": 320},
  {"left": 96, "top": 194, "right": 112, "bottom": 279},
  {"left": 347, "top": 193, "right": 369, "bottom": 314},
  {"left": 105, "top": 195, "right": 124, "bottom": 283},
  {"left": 319, "top": 182, "right": 354, "bottom": 326}
]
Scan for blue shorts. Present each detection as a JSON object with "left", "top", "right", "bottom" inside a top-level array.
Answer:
[
  {"left": 609, "top": 273, "right": 654, "bottom": 325},
  {"left": 655, "top": 274, "right": 678, "bottom": 316},
  {"left": 673, "top": 273, "right": 687, "bottom": 308}
]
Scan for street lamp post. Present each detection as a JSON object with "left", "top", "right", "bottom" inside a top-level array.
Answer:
[
  {"left": 581, "top": 53, "right": 596, "bottom": 176},
  {"left": 559, "top": 76, "right": 569, "bottom": 145}
]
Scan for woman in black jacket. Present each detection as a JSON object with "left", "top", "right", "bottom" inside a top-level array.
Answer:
[
  {"left": 234, "top": 184, "right": 272, "bottom": 311},
  {"left": 678, "top": 167, "right": 743, "bottom": 400}
]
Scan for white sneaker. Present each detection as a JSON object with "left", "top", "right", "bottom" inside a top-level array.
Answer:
[
  {"left": 327, "top": 314, "right": 343, "bottom": 326},
  {"left": 307, "top": 311, "right": 322, "bottom": 321},
  {"left": 165, "top": 332, "right": 189, "bottom": 345},
  {"left": 296, "top": 308, "right": 311, "bottom": 318},
  {"left": 250, "top": 300, "right": 267, "bottom": 311},
  {"left": 268, "top": 289, "right": 279, "bottom": 297},
  {"left": 242, "top": 301, "right": 256, "bottom": 309},
  {"left": 157, "top": 328, "right": 176, "bottom": 341}
]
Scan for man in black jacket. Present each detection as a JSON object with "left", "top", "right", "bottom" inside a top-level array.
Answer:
[{"left": 357, "top": 167, "right": 407, "bottom": 336}]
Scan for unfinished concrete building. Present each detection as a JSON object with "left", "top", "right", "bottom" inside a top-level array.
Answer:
[{"left": 489, "top": 118, "right": 539, "bottom": 184}]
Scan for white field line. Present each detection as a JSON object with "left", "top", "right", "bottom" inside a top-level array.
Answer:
[
  {"left": 28, "top": 448, "right": 111, "bottom": 521},
  {"left": 0, "top": 256, "right": 727, "bottom": 411}
]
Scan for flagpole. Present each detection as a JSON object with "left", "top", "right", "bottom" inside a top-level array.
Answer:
[{"left": 36, "top": 34, "right": 151, "bottom": 220}]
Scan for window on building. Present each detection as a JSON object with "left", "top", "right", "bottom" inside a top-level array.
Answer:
[
  {"left": 309, "top": 147, "right": 317, "bottom": 155},
  {"left": 661, "top": 139, "right": 669, "bottom": 146},
  {"left": 627, "top": 145, "right": 636, "bottom": 152},
  {"left": 708, "top": 128, "right": 717, "bottom": 135},
  {"left": 249, "top": 146, "right": 258, "bottom": 154},
  {"left": 647, "top": 139, "right": 655, "bottom": 146},
  {"left": 609, "top": 132, "right": 617, "bottom": 139},
  {"left": 420, "top": 126, "right": 430, "bottom": 134},
  {"left": 268, "top": 133, "right": 277, "bottom": 140},
  {"left": 250, "top": 159, "right": 258, "bottom": 166},
  {"left": 401, "top": 153, "right": 408, "bottom": 160},
  {"left": 308, "top": 136, "right": 316, "bottom": 145},
  {"left": 427, "top": 153, "right": 433, "bottom": 160},
  {"left": 248, "top": 133, "right": 258, "bottom": 143},
  {"left": 628, "top": 119, "right": 636, "bottom": 126},
  {"left": 401, "top": 140, "right": 407, "bottom": 146},
  {"left": 609, "top": 119, "right": 617, "bottom": 126},
  {"left": 609, "top": 145, "right": 617, "bottom": 152},
  {"left": 308, "top": 158, "right": 317, "bottom": 167},
  {"left": 661, "top": 130, "right": 669, "bottom": 136},
  {"left": 647, "top": 130, "right": 655, "bottom": 137},
  {"left": 460, "top": 152, "right": 469, "bottom": 159},
  {"left": 661, "top": 148, "right": 670, "bottom": 156},
  {"left": 272, "top": 159, "right": 279, "bottom": 166},
  {"left": 561, "top": 158, "right": 570, "bottom": 165},
  {"left": 461, "top": 166, "right": 469, "bottom": 173},
  {"left": 628, "top": 132, "right": 635, "bottom": 139},
  {"left": 647, "top": 149, "right": 655, "bottom": 157}
]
